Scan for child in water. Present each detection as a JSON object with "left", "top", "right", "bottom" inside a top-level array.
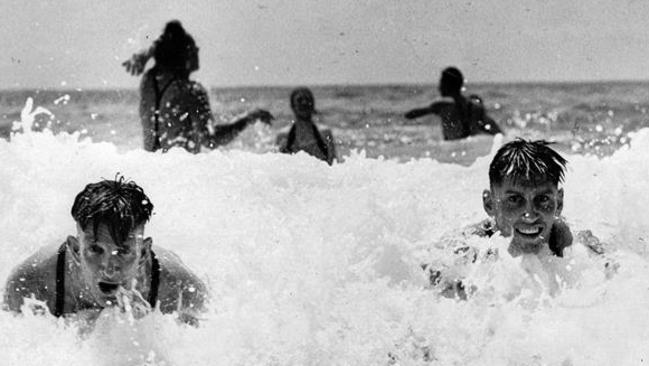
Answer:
[
  {"left": 421, "top": 138, "right": 613, "bottom": 299},
  {"left": 404, "top": 67, "right": 502, "bottom": 140},
  {"left": 277, "top": 87, "right": 336, "bottom": 165},
  {"left": 123, "top": 20, "right": 273, "bottom": 153}
]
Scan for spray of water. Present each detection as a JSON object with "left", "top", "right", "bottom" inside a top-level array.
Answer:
[{"left": 1, "top": 99, "right": 648, "bottom": 365}]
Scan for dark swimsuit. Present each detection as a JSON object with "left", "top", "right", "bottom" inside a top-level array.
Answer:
[
  {"left": 150, "top": 70, "right": 178, "bottom": 151},
  {"left": 284, "top": 124, "right": 330, "bottom": 162},
  {"left": 53, "top": 243, "right": 160, "bottom": 317}
]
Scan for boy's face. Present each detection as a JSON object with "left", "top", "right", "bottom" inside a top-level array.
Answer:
[
  {"left": 483, "top": 178, "right": 563, "bottom": 254},
  {"left": 68, "top": 223, "right": 150, "bottom": 306},
  {"left": 291, "top": 92, "right": 315, "bottom": 119}
]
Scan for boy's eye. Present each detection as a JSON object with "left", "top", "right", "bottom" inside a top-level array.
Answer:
[
  {"left": 535, "top": 195, "right": 552, "bottom": 205},
  {"left": 506, "top": 196, "right": 522, "bottom": 204},
  {"left": 118, "top": 248, "right": 132, "bottom": 256},
  {"left": 89, "top": 245, "right": 104, "bottom": 254}
]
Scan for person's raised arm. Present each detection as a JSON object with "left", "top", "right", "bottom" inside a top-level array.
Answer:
[
  {"left": 481, "top": 115, "right": 502, "bottom": 135},
  {"left": 404, "top": 102, "right": 442, "bottom": 120},
  {"left": 206, "top": 109, "right": 274, "bottom": 148},
  {"left": 122, "top": 43, "right": 156, "bottom": 76}
]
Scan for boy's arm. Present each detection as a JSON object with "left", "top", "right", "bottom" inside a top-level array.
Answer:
[
  {"left": 207, "top": 109, "right": 274, "bottom": 148},
  {"left": 175, "top": 277, "right": 208, "bottom": 326},
  {"left": 481, "top": 115, "right": 502, "bottom": 135},
  {"left": 3, "top": 260, "right": 50, "bottom": 313},
  {"left": 156, "top": 248, "right": 208, "bottom": 326}
]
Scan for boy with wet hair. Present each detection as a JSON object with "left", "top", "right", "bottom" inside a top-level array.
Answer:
[
  {"left": 4, "top": 176, "right": 207, "bottom": 326},
  {"left": 422, "top": 139, "right": 582, "bottom": 297},
  {"left": 423, "top": 139, "right": 617, "bottom": 299},
  {"left": 479, "top": 138, "right": 572, "bottom": 256}
]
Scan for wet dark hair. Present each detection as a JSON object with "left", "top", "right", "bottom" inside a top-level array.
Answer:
[
  {"left": 489, "top": 138, "right": 567, "bottom": 187},
  {"left": 71, "top": 175, "right": 154, "bottom": 245},
  {"left": 290, "top": 87, "right": 315, "bottom": 112},
  {"left": 154, "top": 20, "right": 197, "bottom": 75},
  {"left": 440, "top": 67, "right": 464, "bottom": 93}
]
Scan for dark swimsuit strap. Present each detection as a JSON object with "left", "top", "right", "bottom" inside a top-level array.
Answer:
[
  {"left": 54, "top": 243, "right": 67, "bottom": 317},
  {"left": 148, "top": 249, "right": 160, "bottom": 308},
  {"left": 151, "top": 69, "right": 177, "bottom": 151},
  {"left": 53, "top": 243, "right": 161, "bottom": 317},
  {"left": 285, "top": 123, "right": 329, "bottom": 160}
]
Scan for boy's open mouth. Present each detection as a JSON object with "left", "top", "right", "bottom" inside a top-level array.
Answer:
[
  {"left": 97, "top": 281, "right": 120, "bottom": 294},
  {"left": 515, "top": 225, "right": 543, "bottom": 238}
]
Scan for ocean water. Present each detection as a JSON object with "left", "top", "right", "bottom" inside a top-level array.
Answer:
[
  {"left": 0, "top": 84, "right": 648, "bottom": 365},
  {"left": 1, "top": 82, "right": 648, "bottom": 162}
]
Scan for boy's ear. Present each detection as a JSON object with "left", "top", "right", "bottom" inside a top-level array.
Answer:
[
  {"left": 482, "top": 189, "right": 495, "bottom": 216},
  {"left": 140, "top": 237, "right": 153, "bottom": 265},
  {"left": 556, "top": 188, "right": 564, "bottom": 215},
  {"left": 66, "top": 235, "right": 81, "bottom": 264}
]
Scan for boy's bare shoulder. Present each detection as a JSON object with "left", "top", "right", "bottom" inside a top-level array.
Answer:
[
  {"left": 153, "top": 246, "right": 207, "bottom": 316},
  {"left": 4, "top": 243, "right": 61, "bottom": 312}
]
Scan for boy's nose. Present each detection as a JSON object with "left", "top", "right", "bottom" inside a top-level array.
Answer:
[
  {"left": 100, "top": 257, "right": 121, "bottom": 278},
  {"left": 521, "top": 204, "right": 539, "bottom": 222}
]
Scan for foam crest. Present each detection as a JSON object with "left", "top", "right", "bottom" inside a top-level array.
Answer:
[{"left": 1, "top": 122, "right": 648, "bottom": 364}]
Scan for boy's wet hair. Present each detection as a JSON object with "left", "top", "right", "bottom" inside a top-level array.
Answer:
[
  {"left": 489, "top": 138, "right": 567, "bottom": 187},
  {"left": 154, "top": 20, "right": 196, "bottom": 75},
  {"left": 71, "top": 175, "right": 154, "bottom": 246}
]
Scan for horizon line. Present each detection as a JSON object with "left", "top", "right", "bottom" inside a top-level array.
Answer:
[{"left": 2, "top": 78, "right": 649, "bottom": 92}]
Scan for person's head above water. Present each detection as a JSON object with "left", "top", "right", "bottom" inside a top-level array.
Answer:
[
  {"left": 71, "top": 176, "right": 154, "bottom": 245},
  {"left": 68, "top": 176, "right": 154, "bottom": 305},
  {"left": 290, "top": 87, "right": 316, "bottom": 121},
  {"left": 482, "top": 139, "right": 568, "bottom": 254},
  {"left": 438, "top": 67, "right": 464, "bottom": 97},
  {"left": 154, "top": 20, "right": 199, "bottom": 77}
]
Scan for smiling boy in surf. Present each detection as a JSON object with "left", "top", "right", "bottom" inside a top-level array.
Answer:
[
  {"left": 3, "top": 177, "right": 207, "bottom": 326},
  {"left": 422, "top": 139, "right": 614, "bottom": 298}
]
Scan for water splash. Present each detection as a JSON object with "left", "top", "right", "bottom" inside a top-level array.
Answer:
[
  {"left": 0, "top": 121, "right": 648, "bottom": 364},
  {"left": 12, "top": 97, "right": 54, "bottom": 134}
]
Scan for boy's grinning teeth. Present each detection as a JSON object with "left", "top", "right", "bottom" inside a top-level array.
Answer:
[{"left": 517, "top": 227, "right": 542, "bottom": 235}]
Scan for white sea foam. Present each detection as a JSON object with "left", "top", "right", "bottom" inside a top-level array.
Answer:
[{"left": 1, "top": 112, "right": 648, "bottom": 365}]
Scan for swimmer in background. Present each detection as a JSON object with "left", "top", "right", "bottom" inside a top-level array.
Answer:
[
  {"left": 122, "top": 20, "right": 273, "bottom": 153},
  {"left": 421, "top": 139, "right": 613, "bottom": 298},
  {"left": 404, "top": 67, "right": 502, "bottom": 140},
  {"left": 3, "top": 177, "right": 207, "bottom": 326},
  {"left": 277, "top": 87, "right": 337, "bottom": 165}
]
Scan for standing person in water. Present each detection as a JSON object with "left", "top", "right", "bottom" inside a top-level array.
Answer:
[
  {"left": 404, "top": 67, "right": 502, "bottom": 140},
  {"left": 122, "top": 20, "right": 273, "bottom": 153},
  {"left": 277, "top": 87, "right": 336, "bottom": 165},
  {"left": 3, "top": 177, "right": 207, "bottom": 326}
]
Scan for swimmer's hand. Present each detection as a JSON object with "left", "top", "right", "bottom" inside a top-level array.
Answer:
[
  {"left": 115, "top": 282, "right": 151, "bottom": 322},
  {"left": 404, "top": 107, "right": 434, "bottom": 120},
  {"left": 122, "top": 51, "right": 150, "bottom": 76},
  {"left": 404, "top": 110, "right": 418, "bottom": 119},
  {"left": 246, "top": 109, "right": 274, "bottom": 125}
]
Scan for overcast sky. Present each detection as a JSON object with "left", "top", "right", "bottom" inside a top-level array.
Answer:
[{"left": 1, "top": 0, "right": 648, "bottom": 89}]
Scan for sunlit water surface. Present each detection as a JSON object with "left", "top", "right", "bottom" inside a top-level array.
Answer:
[{"left": 1, "top": 116, "right": 649, "bottom": 365}]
